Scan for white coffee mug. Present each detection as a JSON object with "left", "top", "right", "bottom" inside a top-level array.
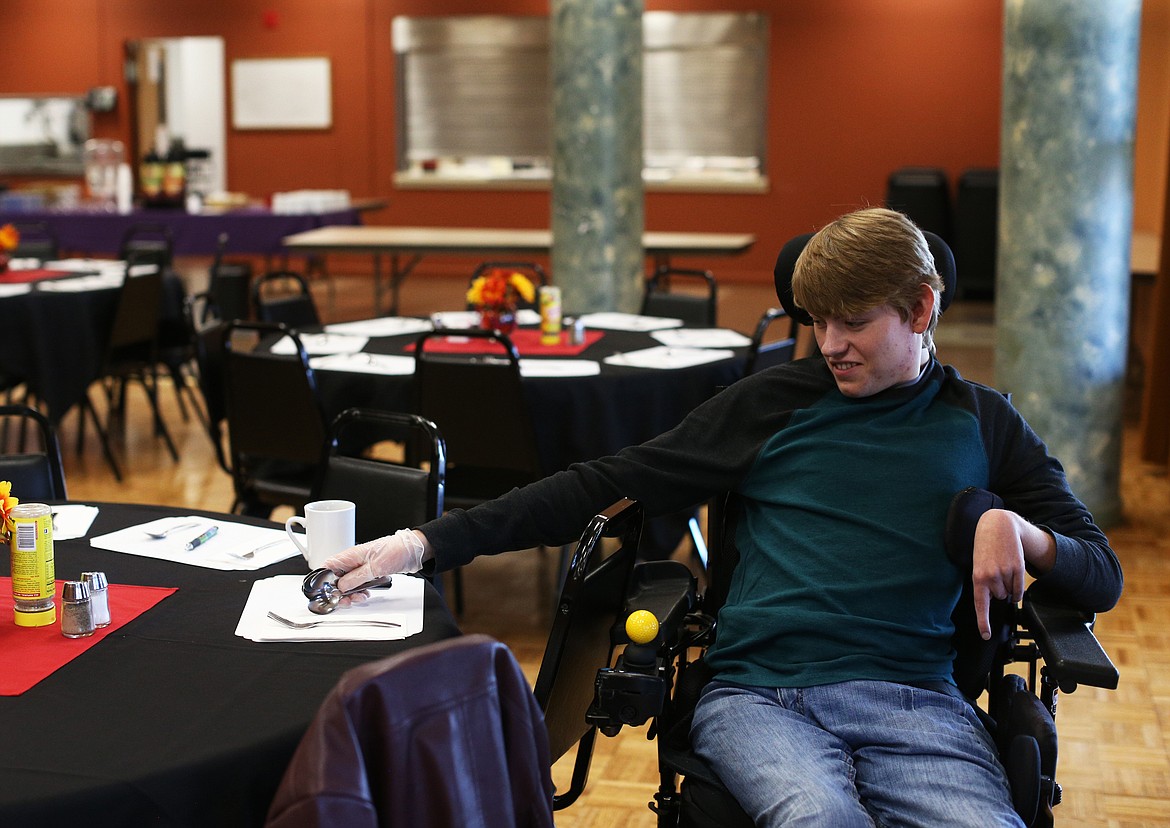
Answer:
[{"left": 285, "top": 500, "right": 356, "bottom": 570}]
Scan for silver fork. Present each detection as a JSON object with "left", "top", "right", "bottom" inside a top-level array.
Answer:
[{"left": 266, "top": 611, "right": 400, "bottom": 629}]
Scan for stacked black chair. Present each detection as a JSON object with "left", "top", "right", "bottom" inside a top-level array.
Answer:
[
  {"left": 641, "top": 267, "right": 718, "bottom": 327},
  {"left": 885, "top": 166, "right": 953, "bottom": 244},
  {"left": 0, "top": 404, "right": 67, "bottom": 500},
  {"left": 413, "top": 328, "right": 544, "bottom": 613},
  {"left": 221, "top": 321, "right": 328, "bottom": 517},
  {"left": 11, "top": 221, "right": 59, "bottom": 263},
  {"left": 82, "top": 260, "right": 178, "bottom": 481},
  {"left": 118, "top": 222, "right": 174, "bottom": 271},
  {"left": 312, "top": 407, "right": 446, "bottom": 545},
  {"left": 252, "top": 270, "right": 320, "bottom": 329},
  {"left": 208, "top": 232, "right": 253, "bottom": 323},
  {"left": 954, "top": 167, "right": 1000, "bottom": 300}
]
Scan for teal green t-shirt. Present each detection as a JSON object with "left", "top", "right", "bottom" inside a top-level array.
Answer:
[{"left": 706, "top": 374, "right": 990, "bottom": 688}]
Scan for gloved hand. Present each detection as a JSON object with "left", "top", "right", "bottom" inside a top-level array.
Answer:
[{"left": 322, "top": 529, "right": 428, "bottom": 605}]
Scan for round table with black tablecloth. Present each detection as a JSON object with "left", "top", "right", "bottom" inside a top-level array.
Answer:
[{"left": 0, "top": 502, "right": 461, "bottom": 828}]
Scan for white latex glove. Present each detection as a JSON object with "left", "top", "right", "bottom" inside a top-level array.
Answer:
[{"left": 322, "top": 529, "right": 427, "bottom": 605}]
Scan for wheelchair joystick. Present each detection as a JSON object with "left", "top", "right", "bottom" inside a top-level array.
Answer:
[{"left": 588, "top": 609, "right": 670, "bottom": 735}]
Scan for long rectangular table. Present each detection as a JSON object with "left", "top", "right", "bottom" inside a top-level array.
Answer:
[
  {"left": 282, "top": 225, "right": 757, "bottom": 314},
  {"left": 0, "top": 202, "right": 382, "bottom": 257}
]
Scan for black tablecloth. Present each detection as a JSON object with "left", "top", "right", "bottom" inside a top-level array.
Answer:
[
  {"left": 308, "top": 325, "right": 747, "bottom": 475},
  {"left": 0, "top": 502, "right": 461, "bottom": 827}
]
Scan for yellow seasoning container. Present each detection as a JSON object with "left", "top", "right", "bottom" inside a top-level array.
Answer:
[
  {"left": 539, "top": 285, "right": 562, "bottom": 346},
  {"left": 10, "top": 502, "right": 56, "bottom": 627}
]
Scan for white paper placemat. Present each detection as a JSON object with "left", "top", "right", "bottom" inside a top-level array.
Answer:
[
  {"left": 51, "top": 504, "right": 100, "bottom": 540},
  {"left": 576, "top": 312, "right": 684, "bottom": 332},
  {"left": 270, "top": 333, "right": 369, "bottom": 355},
  {"left": 235, "top": 573, "right": 425, "bottom": 642},
  {"left": 324, "top": 317, "right": 433, "bottom": 338},
  {"left": 90, "top": 516, "right": 300, "bottom": 570},
  {"left": 36, "top": 272, "right": 124, "bottom": 292},
  {"left": 518, "top": 359, "right": 602, "bottom": 378},
  {"left": 309, "top": 352, "right": 416, "bottom": 375},
  {"left": 430, "top": 309, "right": 541, "bottom": 329},
  {"left": 651, "top": 328, "right": 752, "bottom": 349},
  {"left": 0, "top": 283, "right": 31, "bottom": 297},
  {"left": 603, "top": 345, "right": 735, "bottom": 370}
]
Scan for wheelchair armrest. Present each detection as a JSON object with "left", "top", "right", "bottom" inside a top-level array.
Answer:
[
  {"left": 1021, "top": 595, "right": 1119, "bottom": 691},
  {"left": 622, "top": 560, "right": 696, "bottom": 644}
]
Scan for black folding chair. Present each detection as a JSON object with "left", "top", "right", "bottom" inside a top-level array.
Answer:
[
  {"left": 222, "top": 321, "right": 328, "bottom": 517},
  {"left": 252, "top": 270, "right": 320, "bottom": 329},
  {"left": 0, "top": 404, "right": 67, "bottom": 500},
  {"left": 641, "top": 267, "right": 718, "bottom": 327},
  {"left": 744, "top": 307, "right": 796, "bottom": 374}
]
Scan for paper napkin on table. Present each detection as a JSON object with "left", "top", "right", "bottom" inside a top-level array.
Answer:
[
  {"left": 324, "top": 317, "right": 434, "bottom": 338},
  {"left": 603, "top": 346, "right": 736, "bottom": 370},
  {"left": 430, "top": 309, "right": 541, "bottom": 329},
  {"left": 576, "top": 312, "right": 685, "bottom": 332},
  {"left": 0, "top": 283, "right": 31, "bottom": 297},
  {"left": 36, "top": 273, "right": 124, "bottom": 292},
  {"left": 651, "top": 328, "right": 752, "bottom": 349},
  {"left": 235, "top": 573, "right": 425, "bottom": 642},
  {"left": 51, "top": 504, "right": 100, "bottom": 540},
  {"left": 89, "top": 516, "right": 300, "bottom": 570},
  {"left": 309, "top": 352, "right": 416, "bottom": 375},
  {"left": 270, "top": 333, "right": 368, "bottom": 356},
  {"left": 518, "top": 359, "right": 601, "bottom": 378}
]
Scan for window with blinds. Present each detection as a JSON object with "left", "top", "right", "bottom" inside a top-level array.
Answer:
[{"left": 392, "top": 12, "right": 768, "bottom": 191}]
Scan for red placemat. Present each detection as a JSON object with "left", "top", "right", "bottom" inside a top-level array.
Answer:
[
  {"left": 0, "top": 268, "right": 74, "bottom": 284},
  {"left": 409, "top": 328, "right": 604, "bottom": 356},
  {"left": 0, "top": 578, "right": 177, "bottom": 695}
]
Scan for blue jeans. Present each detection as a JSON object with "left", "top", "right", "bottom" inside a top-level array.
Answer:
[{"left": 690, "top": 680, "right": 1024, "bottom": 827}]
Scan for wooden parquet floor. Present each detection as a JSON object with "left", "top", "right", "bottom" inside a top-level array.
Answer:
[{"left": 54, "top": 266, "right": 1170, "bottom": 827}]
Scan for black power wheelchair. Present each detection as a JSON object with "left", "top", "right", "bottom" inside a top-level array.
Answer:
[{"left": 533, "top": 494, "right": 1118, "bottom": 827}]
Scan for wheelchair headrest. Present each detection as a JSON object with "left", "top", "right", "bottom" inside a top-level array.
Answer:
[{"left": 772, "top": 229, "right": 957, "bottom": 326}]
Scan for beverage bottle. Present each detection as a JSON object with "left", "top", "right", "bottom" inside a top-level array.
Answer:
[{"left": 10, "top": 503, "right": 56, "bottom": 627}]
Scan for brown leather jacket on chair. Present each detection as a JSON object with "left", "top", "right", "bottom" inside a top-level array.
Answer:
[{"left": 265, "top": 634, "right": 555, "bottom": 828}]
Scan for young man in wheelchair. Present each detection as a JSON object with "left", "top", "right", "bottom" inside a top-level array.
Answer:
[{"left": 326, "top": 207, "right": 1122, "bottom": 826}]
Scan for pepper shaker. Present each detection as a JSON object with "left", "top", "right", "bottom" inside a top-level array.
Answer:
[
  {"left": 81, "top": 571, "right": 111, "bottom": 627},
  {"left": 61, "top": 581, "right": 96, "bottom": 638}
]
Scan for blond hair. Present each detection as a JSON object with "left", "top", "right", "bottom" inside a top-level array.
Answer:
[{"left": 792, "top": 207, "right": 943, "bottom": 351}]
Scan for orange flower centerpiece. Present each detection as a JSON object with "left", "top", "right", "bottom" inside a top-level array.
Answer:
[
  {"left": 0, "top": 223, "right": 19, "bottom": 274},
  {"left": 0, "top": 480, "right": 18, "bottom": 541},
  {"left": 466, "top": 268, "right": 536, "bottom": 334}
]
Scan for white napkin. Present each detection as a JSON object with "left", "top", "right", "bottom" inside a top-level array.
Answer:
[
  {"left": 309, "top": 352, "right": 416, "bottom": 375},
  {"left": 270, "top": 333, "right": 368, "bottom": 355},
  {"left": 651, "top": 328, "right": 752, "bottom": 349},
  {"left": 89, "top": 516, "right": 300, "bottom": 570},
  {"left": 51, "top": 504, "right": 100, "bottom": 540},
  {"left": 576, "top": 312, "right": 684, "bottom": 332},
  {"left": 0, "top": 283, "right": 31, "bottom": 297},
  {"left": 519, "top": 359, "right": 601, "bottom": 378},
  {"left": 603, "top": 345, "right": 736, "bottom": 370},
  {"left": 430, "top": 309, "right": 542, "bottom": 329},
  {"left": 235, "top": 573, "right": 425, "bottom": 642},
  {"left": 6, "top": 257, "right": 42, "bottom": 271},
  {"left": 324, "top": 317, "right": 433, "bottom": 338},
  {"left": 36, "top": 273, "right": 124, "bottom": 292},
  {"left": 44, "top": 258, "right": 119, "bottom": 274},
  {"left": 430, "top": 310, "right": 479, "bottom": 329}
]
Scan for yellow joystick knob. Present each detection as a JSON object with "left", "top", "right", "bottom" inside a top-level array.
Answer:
[{"left": 625, "top": 610, "right": 659, "bottom": 645}]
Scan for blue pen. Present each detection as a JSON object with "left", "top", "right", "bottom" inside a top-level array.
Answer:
[{"left": 184, "top": 525, "right": 219, "bottom": 551}]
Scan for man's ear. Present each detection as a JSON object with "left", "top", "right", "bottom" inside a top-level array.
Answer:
[{"left": 911, "top": 283, "right": 936, "bottom": 334}]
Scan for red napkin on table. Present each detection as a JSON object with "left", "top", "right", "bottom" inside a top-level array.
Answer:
[
  {"left": 0, "top": 578, "right": 177, "bottom": 696},
  {"left": 408, "top": 327, "right": 604, "bottom": 356},
  {"left": 0, "top": 268, "right": 74, "bottom": 284}
]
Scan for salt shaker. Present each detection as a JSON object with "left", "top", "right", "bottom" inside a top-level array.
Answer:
[
  {"left": 81, "top": 571, "right": 111, "bottom": 627},
  {"left": 570, "top": 317, "right": 586, "bottom": 346},
  {"left": 60, "top": 581, "right": 96, "bottom": 639}
]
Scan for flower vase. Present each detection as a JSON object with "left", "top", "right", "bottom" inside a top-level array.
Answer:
[{"left": 479, "top": 305, "right": 516, "bottom": 335}]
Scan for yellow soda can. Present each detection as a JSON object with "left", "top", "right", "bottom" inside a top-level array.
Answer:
[
  {"left": 10, "top": 502, "right": 56, "bottom": 627},
  {"left": 540, "top": 285, "right": 562, "bottom": 345}
]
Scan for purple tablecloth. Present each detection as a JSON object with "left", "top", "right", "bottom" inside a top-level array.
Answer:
[{"left": 0, "top": 207, "right": 363, "bottom": 256}]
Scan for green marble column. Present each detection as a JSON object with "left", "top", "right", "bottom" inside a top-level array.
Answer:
[
  {"left": 550, "top": 0, "right": 644, "bottom": 315},
  {"left": 996, "top": 0, "right": 1139, "bottom": 526}
]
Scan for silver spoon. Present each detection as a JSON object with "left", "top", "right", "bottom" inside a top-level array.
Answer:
[
  {"left": 143, "top": 520, "right": 201, "bottom": 539},
  {"left": 301, "top": 569, "right": 393, "bottom": 615},
  {"left": 266, "top": 611, "right": 400, "bottom": 629}
]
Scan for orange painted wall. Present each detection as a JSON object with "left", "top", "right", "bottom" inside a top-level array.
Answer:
[{"left": 2, "top": 0, "right": 1005, "bottom": 283}]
